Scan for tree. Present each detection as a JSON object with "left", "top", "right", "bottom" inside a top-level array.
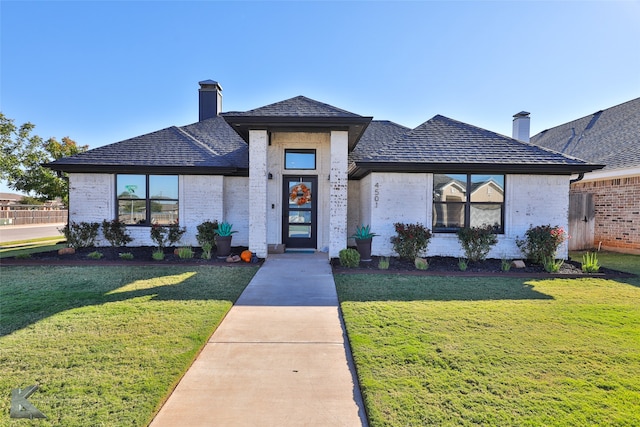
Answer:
[{"left": 0, "top": 113, "right": 88, "bottom": 205}]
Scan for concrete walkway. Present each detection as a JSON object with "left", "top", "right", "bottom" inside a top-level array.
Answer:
[{"left": 149, "top": 252, "right": 368, "bottom": 427}]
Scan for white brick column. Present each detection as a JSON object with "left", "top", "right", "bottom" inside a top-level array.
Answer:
[
  {"left": 329, "top": 131, "right": 349, "bottom": 258},
  {"left": 249, "top": 130, "right": 268, "bottom": 258}
]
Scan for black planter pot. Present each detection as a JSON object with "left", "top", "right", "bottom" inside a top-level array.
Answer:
[
  {"left": 355, "top": 237, "right": 373, "bottom": 262},
  {"left": 215, "top": 235, "right": 233, "bottom": 258}
]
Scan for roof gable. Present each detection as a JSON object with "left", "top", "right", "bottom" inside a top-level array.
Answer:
[
  {"left": 225, "top": 95, "right": 364, "bottom": 118},
  {"left": 530, "top": 97, "right": 640, "bottom": 171}
]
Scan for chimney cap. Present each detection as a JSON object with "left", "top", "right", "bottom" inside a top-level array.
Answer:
[
  {"left": 513, "top": 111, "right": 530, "bottom": 118},
  {"left": 199, "top": 80, "right": 222, "bottom": 90}
]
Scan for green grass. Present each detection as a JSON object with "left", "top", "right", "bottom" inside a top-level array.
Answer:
[
  {"left": 0, "top": 239, "right": 66, "bottom": 258},
  {"left": 0, "top": 265, "right": 257, "bottom": 426},
  {"left": 336, "top": 253, "right": 640, "bottom": 426}
]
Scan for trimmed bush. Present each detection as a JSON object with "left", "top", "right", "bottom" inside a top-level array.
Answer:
[
  {"left": 391, "top": 223, "right": 432, "bottom": 261},
  {"left": 60, "top": 221, "right": 100, "bottom": 249},
  {"left": 339, "top": 248, "right": 360, "bottom": 268},
  {"left": 457, "top": 225, "right": 498, "bottom": 262},
  {"left": 101, "top": 219, "right": 132, "bottom": 247},
  {"left": 516, "top": 224, "right": 567, "bottom": 264}
]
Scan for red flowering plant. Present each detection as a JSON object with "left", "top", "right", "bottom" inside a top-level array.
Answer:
[
  {"left": 391, "top": 222, "right": 432, "bottom": 261},
  {"left": 516, "top": 224, "right": 568, "bottom": 264}
]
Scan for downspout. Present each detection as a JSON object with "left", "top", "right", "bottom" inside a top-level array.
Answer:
[{"left": 570, "top": 173, "right": 584, "bottom": 184}]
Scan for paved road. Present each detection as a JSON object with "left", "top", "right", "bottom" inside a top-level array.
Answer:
[{"left": 0, "top": 223, "right": 66, "bottom": 244}]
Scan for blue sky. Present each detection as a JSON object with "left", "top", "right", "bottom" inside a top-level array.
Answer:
[{"left": 2, "top": 0, "right": 639, "bottom": 195}]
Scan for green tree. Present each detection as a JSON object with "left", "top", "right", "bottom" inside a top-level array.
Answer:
[{"left": 0, "top": 113, "right": 88, "bottom": 205}]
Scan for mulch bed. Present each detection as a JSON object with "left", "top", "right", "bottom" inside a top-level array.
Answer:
[
  {"left": 1, "top": 246, "right": 261, "bottom": 267},
  {"left": 331, "top": 255, "right": 635, "bottom": 279}
]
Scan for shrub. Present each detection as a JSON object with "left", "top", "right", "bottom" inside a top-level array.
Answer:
[
  {"left": 196, "top": 220, "right": 218, "bottom": 247},
  {"left": 150, "top": 222, "right": 186, "bottom": 249},
  {"left": 118, "top": 252, "right": 134, "bottom": 260},
  {"left": 378, "top": 257, "right": 390, "bottom": 270},
  {"left": 101, "top": 219, "right": 132, "bottom": 247},
  {"left": 339, "top": 248, "right": 360, "bottom": 268},
  {"left": 152, "top": 249, "right": 165, "bottom": 261},
  {"left": 458, "top": 258, "right": 468, "bottom": 271},
  {"left": 543, "top": 257, "right": 564, "bottom": 273},
  {"left": 176, "top": 246, "right": 194, "bottom": 259},
  {"left": 201, "top": 242, "right": 213, "bottom": 260},
  {"left": 87, "top": 251, "right": 104, "bottom": 260},
  {"left": 414, "top": 257, "right": 429, "bottom": 270},
  {"left": 516, "top": 224, "right": 568, "bottom": 264},
  {"left": 457, "top": 225, "right": 498, "bottom": 262},
  {"left": 60, "top": 221, "right": 100, "bottom": 249},
  {"left": 501, "top": 257, "right": 512, "bottom": 272},
  {"left": 391, "top": 223, "right": 432, "bottom": 261},
  {"left": 582, "top": 252, "right": 601, "bottom": 273}
]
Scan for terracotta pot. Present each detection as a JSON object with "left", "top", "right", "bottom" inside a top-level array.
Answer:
[
  {"left": 355, "top": 237, "right": 372, "bottom": 262},
  {"left": 215, "top": 235, "right": 233, "bottom": 258}
]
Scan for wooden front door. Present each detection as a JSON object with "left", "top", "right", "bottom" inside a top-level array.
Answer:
[{"left": 283, "top": 176, "right": 317, "bottom": 248}]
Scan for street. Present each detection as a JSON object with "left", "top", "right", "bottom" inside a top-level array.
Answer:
[{"left": 0, "top": 223, "right": 66, "bottom": 244}]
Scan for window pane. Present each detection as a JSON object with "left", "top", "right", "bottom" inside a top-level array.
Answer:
[
  {"left": 432, "top": 202, "right": 465, "bottom": 231},
  {"left": 289, "top": 211, "right": 311, "bottom": 223},
  {"left": 288, "top": 181, "right": 312, "bottom": 208},
  {"left": 117, "top": 175, "right": 146, "bottom": 200},
  {"left": 470, "top": 175, "right": 504, "bottom": 202},
  {"left": 150, "top": 200, "right": 179, "bottom": 225},
  {"left": 433, "top": 174, "right": 467, "bottom": 202},
  {"left": 289, "top": 225, "right": 312, "bottom": 238},
  {"left": 118, "top": 200, "right": 147, "bottom": 225},
  {"left": 150, "top": 175, "right": 178, "bottom": 199},
  {"left": 285, "top": 150, "right": 316, "bottom": 169},
  {"left": 470, "top": 204, "right": 502, "bottom": 229}
]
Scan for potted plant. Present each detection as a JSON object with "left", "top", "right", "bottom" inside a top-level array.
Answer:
[
  {"left": 351, "top": 224, "right": 378, "bottom": 262},
  {"left": 215, "top": 222, "right": 237, "bottom": 258}
]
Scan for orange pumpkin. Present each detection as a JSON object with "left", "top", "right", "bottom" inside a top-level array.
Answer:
[{"left": 241, "top": 250, "right": 252, "bottom": 263}]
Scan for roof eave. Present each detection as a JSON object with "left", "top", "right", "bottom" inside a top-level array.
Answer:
[{"left": 43, "top": 163, "right": 240, "bottom": 175}]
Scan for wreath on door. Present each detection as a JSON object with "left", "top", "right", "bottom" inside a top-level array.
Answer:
[{"left": 290, "top": 183, "right": 311, "bottom": 206}]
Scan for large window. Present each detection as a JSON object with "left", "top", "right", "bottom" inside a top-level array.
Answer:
[
  {"left": 116, "top": 174, "right": 178, "bottom": 225},
  {"left": 432, "top": 174, "right": 505, "bottom": 233}
]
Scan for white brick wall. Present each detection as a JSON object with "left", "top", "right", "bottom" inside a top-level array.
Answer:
[
  {"left": 329, "top": 131, "right": 349, "bottom": 258},
  {"left": 249, "top": 130, "right": 268, "bottom": 257},
  {"left": 223, "top": 176, "right": 249, "bottom": 246},
  {"left": 180, "top": 175, "right": 223, "bottom": 246}
]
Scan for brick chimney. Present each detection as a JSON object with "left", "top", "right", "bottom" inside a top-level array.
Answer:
[
  {"left": 512, "top": 111, "right": 530, "bottom": 142},
  {"left": 199, "top": 80, "right": 222, "bottom": 121}
]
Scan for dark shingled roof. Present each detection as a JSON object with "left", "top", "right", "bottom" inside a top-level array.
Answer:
[
  {"left": 46, "top": 116, "right": 248, "bottom": 174},
  {"left": 224, "top": 96, "right": 364, "bottom": 118},
  {"left": 530, "top": 97, "right": 640, "bottom": 172},
  {"left": 349, "top": 115, "right": 601, "bottom": 178}
]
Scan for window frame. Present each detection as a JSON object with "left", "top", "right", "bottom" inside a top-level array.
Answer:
[
  {"left": 284, "top": 149, "right": 316, "bottom": 170},
  {"left": 432, "top": 173, "right": 505, "bottom": 234},
  {"left": 116, "top": 174, "right": 179, "bottom": 226}
]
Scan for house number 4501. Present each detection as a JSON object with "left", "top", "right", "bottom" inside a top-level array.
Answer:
[{"left": 374, "top": 182, "right": 380, "bottom": 208}]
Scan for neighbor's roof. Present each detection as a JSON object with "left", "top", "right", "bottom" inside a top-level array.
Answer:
[
  {"left": 530, "top": 97, "right": 640, "bottom": 172},
  {"left": 45, "top": 116, "right": 248, "bottom": 174},
  {"left": 349, "top": 115, "right": 602, "bottom": 178}
]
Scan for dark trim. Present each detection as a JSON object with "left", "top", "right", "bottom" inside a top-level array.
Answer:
[{"left": 349, "top": 161, "right": 605, "bottom": 180}]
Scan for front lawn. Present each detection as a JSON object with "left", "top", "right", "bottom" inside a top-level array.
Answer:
[
  {"left": 336, "top": 253, "right": 640, "bottom": 426},
  {"left": 0, "top": 265, "right": 257, "bottom": 426}
]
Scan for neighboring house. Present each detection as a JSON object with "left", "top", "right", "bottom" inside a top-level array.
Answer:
[
  {"left": 45, "top": 80, "right": 601, "bottom": 259},
  {"left": 530, "top": 98, "right": 640, "bottom": 254}
]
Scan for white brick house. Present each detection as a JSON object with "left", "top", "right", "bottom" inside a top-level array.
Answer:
[{"left": 46, "top": 80, "right": 601, "bottom": 260}]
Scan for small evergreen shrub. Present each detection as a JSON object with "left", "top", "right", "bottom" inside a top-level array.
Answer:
[
  {"left": 87, "top": 251, "right": 104, "bottom": 260},
  {"left": 339, "top": 248, "right": 360, "bottom": 268},
  {"left": 414, "top": 257, "right": 429, "bottom": 270},
  {"left": 516, "top": 224, "right": 568, "bottom": 264},
  {"left": 457, "top": 225, "right": 498, "bottom": 262},
  {"left": 377, "top": 257, "right": 390, "bottom": 270},
  {"left": 152, "top": 249, "right": 165, "bottom": 261},
  {"left": 101, "top": 219, "right": 132, "bottom": 247},
  {"left": 391, "top": 223, "right": 432, "bottom": 261},
  {"left": 582, "top": 252, "right": 601, "bottom": 273},
  {"left": 458, "top": 258, "right": 468, "bottom": 271},
  {"left": 118, "top": 252, "right": 134, "bottom": 260},
  {"left": 196, "top": 220, "right": 218, "bottom": 248},
  {"left": 150, "top": 222, "right": 186, "bottom": 249},
  {"left": 177, "top": 246, "right": 194, "bottom": 259},
  {"left": 501, "top": 257, "right": 512, "bottom": 272},
  {"left": 60, "top": 221, "right": 100, "bottom": 249}
]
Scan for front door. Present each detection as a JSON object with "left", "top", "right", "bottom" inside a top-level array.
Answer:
[{"left": 283, "top": 176, "right": 317, "bottom": 248}]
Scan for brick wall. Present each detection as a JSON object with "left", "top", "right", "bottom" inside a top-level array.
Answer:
[{"left": 571, "top": 175, "right": 640, "bottom": 252}]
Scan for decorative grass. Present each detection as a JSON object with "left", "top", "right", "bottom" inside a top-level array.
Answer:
[
  {"left": 336, "top": 253, "right": 640, "bottom": 426},
  {"left": 0, "top": 265, "right": 257, "bottom": 426}
]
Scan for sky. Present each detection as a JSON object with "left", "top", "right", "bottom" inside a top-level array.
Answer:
[{"left": 2, "top": 0, "right": 639, "bottom": 195}]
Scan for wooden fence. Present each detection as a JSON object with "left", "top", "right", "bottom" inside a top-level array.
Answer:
[{"left": 0, "top": 206, "right": 68, "bottom": 225}]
